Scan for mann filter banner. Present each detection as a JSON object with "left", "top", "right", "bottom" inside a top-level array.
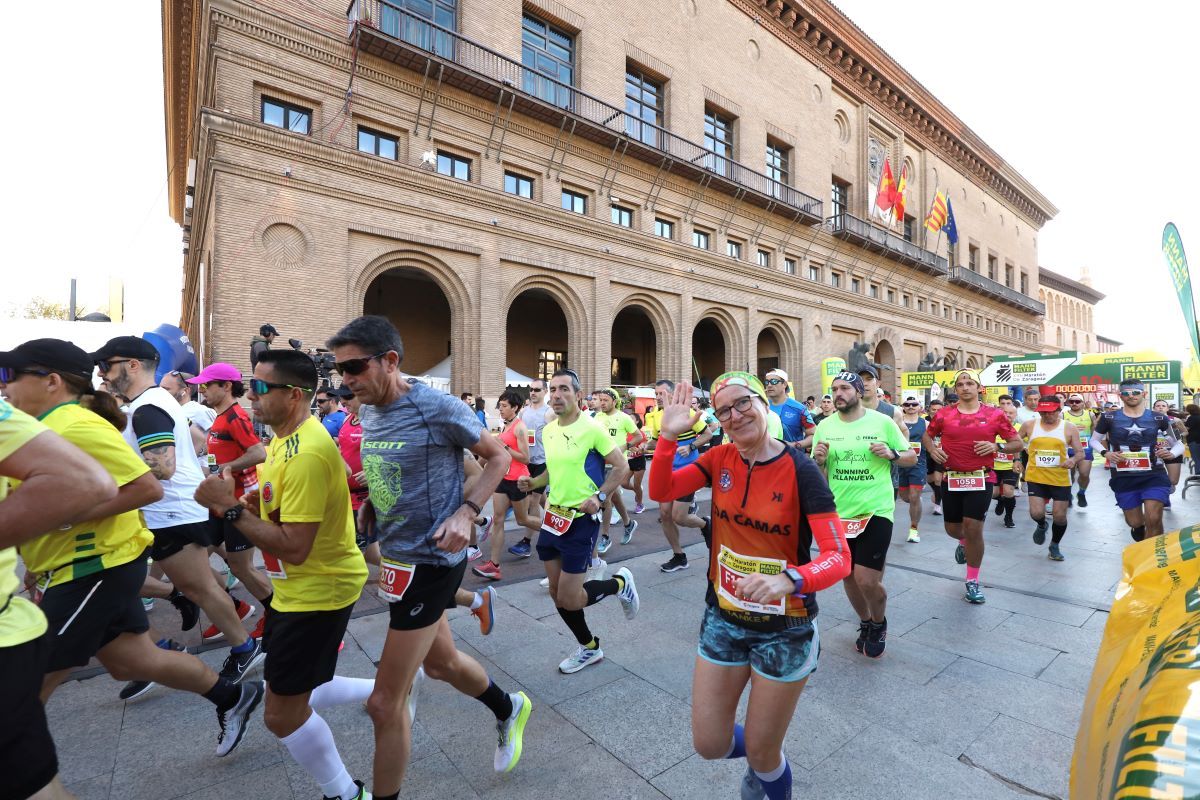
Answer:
[
  {"left": 820, "top": 357, "right": 845, "bottom": 397},
  {"left": 1162, "top": 222, "right": 1200, "bottom": 360},
  {"left": 1070, "top": 525, "right": 1200, "bottom": 798}
]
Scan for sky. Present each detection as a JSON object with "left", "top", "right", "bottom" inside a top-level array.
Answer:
[{"left": 0, "top": 2, "right": 1194, "bottom": 363}]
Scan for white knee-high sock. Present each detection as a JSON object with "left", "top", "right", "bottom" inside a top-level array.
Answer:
[
  {"left": 279, "top": 711, "right": 357, "bottom": 799},
  {"left": 308, "top": 675, "right": 375, "bottom": 709}
]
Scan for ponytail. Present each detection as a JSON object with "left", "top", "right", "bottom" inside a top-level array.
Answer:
[{"left": 59, "top": 372, "right": 127, "bottom": 431}]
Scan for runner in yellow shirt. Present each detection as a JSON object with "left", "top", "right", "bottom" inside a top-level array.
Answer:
[
  {"left": 195, "top": 349, "right": 372, "bottom": 800},
  {"left": 1017, "top": 394, "right": 1082, "bottom": 561},
  {"left": 991, "top": 395, "right": 1020, "bottom": 528}
]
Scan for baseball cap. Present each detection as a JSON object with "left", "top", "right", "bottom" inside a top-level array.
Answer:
[
  {"left": 765, "top": 368, "right": 789, "bottom": 382},
  {"left": 332, "top": 385, "right": 355, "bottom": 399},
  {"left": 90, "top": 336, "right": 160, "bottom": 364},
  {"left": 0, "top": 338, "right": 93, "bottom": 381},
  {"left": 1036, "top": 397, "right": 1062, "bottom": 412},
  {"left": 187, "top": 363, "right": 242, "bottom": 384},
  {"left": 821, "top": 394, "right": 833, "bottom": 401},
  {"left": 856, "top": 364, "right": 879, "bottom": 380},
  {"left": 260, "top": 324, "right": 278, "bottom": 335}
]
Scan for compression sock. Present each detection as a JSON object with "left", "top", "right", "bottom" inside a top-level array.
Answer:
[
  {"left": 468, "top": 592, "right": 484, "bottom": 610},
  {"left": 279, "top": 712, "right": 356, "bottom": 800},
  {"left": 203, "top": 677, "right": 241, "bottom": 712},
  {"left": 557, "top": 607, "right": 595, "bottom": 646},
  {"left": 724, "top": 724, "right": 747, "bottom": 759},
  {"left": 584, "top": 577, "right": 621, "bottom": 606},
  {"left": 475, "top": 680, "right": 515, "bottom": 721},
  {"left": 1051, "top": 522, "right": 1067, "bottom": 544},
  {"left": 755, "top": 755, "right": 792, "bottom": 800},
  {"left": 308, "top": 676, "right": 375, "bottom": 709},
  {"left": 932, "top": 483, "right": 942, "bottom": 504},
  {"left": 966, "top": 565, "right": 980, "bottom": 582}
]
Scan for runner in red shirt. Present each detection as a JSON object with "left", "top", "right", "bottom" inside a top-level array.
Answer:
[
  {"left": 188, "top": 364, "right": 270, "bottom": 639},
  {"left": 922, "top": 369, "right": 1023, "bottom": 605},
  {"left": 649, "top": 373, "right": 849, "bottom": 800},
  {"left": 334, "top": 386, "right": 379, "bottom": 567}
]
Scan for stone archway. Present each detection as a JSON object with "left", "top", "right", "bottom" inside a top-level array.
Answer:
[
  {"left": 610, "top": 291, "right": 673, "bottom": 385},
  {"left": 755, "top": 318, "right": 799, "bottom": 381},
  {"left": 503, "top": 274, "right": 589, "bottom": 387},
  {"left": 692, "top": 319, "right": 727, "bottom": 391},
  {"left": 874, "top": 339, "right": 897, "bottom": 396},
  {"left": 756, "top": 328, "right": 781, "bottom": 376}
]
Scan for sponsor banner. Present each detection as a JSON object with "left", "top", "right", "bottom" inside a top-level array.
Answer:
[
  {"left": 1080, "top": 350, "right": 1168, "bottom": 365},
  {"left": 979, "top": 356, "right": 1078, "bottom": 386},
  {"left": 1070, "top": 525, "right": 1200, "bottom": 799},
  {"left": 820, "top": 357, "right": 845, "bottom": 397},
  {"left": 1050, "top": 361, "right": 1181, "bottom": 387},
  {"left": 1149, "top": 383, "right": 1180, "bottom": 406},
  {"left": 900, "top": 370, "right": 959, "bottom": 391},
  {"left": 1162, "top": 222, "right": 1200, "bottom": 360},
  {"left": 1120, "top": 362, "right": 1172, "bottom": 382}
]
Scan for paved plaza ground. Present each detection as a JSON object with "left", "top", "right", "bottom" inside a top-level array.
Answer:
[{"left": 49, "top": 474, "right": 1200, "bottom": 799}]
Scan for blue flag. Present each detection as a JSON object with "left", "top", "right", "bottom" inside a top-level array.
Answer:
[{"left": 944, "top": 198, "right": 959, "bottom": 245}]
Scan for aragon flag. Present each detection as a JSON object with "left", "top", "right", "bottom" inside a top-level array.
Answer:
[{"left": 925, "top": 191, "right": 948, "bottom": 232}]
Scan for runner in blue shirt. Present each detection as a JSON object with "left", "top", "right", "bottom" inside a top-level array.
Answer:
[{"left": 764, "top": 369, "right": 812, "bottom": 446}]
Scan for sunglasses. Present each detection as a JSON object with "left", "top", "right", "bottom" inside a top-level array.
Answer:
[
  {"left": 250, "top": 378, "right": 312, "bottom": 395},
  {"left": 902, "top": 402, "right": 920, "bottom": 407},
  {"left": 97, "top": 358, "right": 134, "bottom": 373},
  {"left": 1068, "top": 399, "right": 1083, "bottom": 404},
  {"left": 530, "top": 387, "right": 544, "bottom": 392},
  {"left": 334, "top": 352, "right": 389, "bottom": 376},
  {"left": 715, "top": 395, "right": 756, "bottom": 421},
  {"left": 1120, "top": 390, "right": 1144, "bottom": 397},
  {"left": 764, "top": 378, "right": 786, "bottom": 386},
  {"left": 0, "top": 367, "right": 51, "bottom": 383}
]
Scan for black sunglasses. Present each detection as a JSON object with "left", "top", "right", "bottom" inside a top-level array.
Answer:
[
  {"left": 250, "top": 378, "right": 312, "bottom": 395},
  {"left": 97, "top": 358, "right": 134, "bottom": 373},
  {"left": 334, "top": 352, "right": 389, "bottom": 376},
  {"left": 0, "top": 367, "right": 51, "bottom": 383}
]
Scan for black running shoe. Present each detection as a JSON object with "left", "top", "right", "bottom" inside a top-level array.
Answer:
[
  {"left": 993, "top": 501, "right": 1004, "bottom": 516},
  {"left": 216, "top": 680, "right": 264, "bottom": 757},
  {"left": 659, "top": 553, "right": 689, "bottom": 573},
  {"left": 219, "top": 638, "right": 265, "bottom": 683},
  {"left": 1077, "top": 491, "right": 1088, "bottom": 508},
  {"left": 864, "top": 619, "right": 887, "bottom": 658},
  {"left": 855, "top": 620, "right": 869, "bottom": 654},
  {"left": 1003, "top": 517, "right": 1016, "bottom": 528},
  {"left": 168, "top": 589, "right": 200, "bottom": 631},
  {"left": 1033, "top": 519, "right": 1048, "bottom": 545},
  {"left": 119, "top": 639, "right": 187, "bottom": 700}
]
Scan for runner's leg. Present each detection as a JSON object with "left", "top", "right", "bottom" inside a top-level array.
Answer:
[{"left": 158, "top": 544, "right": 250, "bottom": 645}]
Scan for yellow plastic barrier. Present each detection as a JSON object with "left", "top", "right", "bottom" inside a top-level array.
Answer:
[{"left": 1070, "top": 524, "right": 1200, "bottom": 798}]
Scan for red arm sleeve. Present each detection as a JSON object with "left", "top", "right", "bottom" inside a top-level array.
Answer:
[
  {"left": 789, "top": 511, "right": 851, "bottom": 593},
  {"left": 647, "top": 437, "right": 708, "bottom": 502}
]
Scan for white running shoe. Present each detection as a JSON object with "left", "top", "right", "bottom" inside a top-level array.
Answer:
[
  {"left": 931, "top": 503, "right": 943, "bottom": 516},
  {"left": 616, "top": 567, "right": 639, "bottom": 620},
  {"left": 494, "top": 691, "right": 533, "bottom": 773},
  {"left": 586, "top": 559, "right": 607, "bottom": 583},
  {"left": 558, "top": 644, "right": 604, "bottom": 674},
  {"left": 216, "top": 680, "right": 263, "bottom": 757},
  {"left": 907, "top": 528, "right": 921, "bottom": 543},
  {"left": 539, "top": 576, "right": 550, "bottom": 588}
]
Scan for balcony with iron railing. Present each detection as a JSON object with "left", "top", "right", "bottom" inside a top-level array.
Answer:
[
  {"left": 347, "top": 0, "right": 823, "bottom": 224},
  {"left": 827, "top": 213, "right": 948, "bottom": 276},
  {"left": 948, "top": 267, "right": 1045, "bottom": 314}
]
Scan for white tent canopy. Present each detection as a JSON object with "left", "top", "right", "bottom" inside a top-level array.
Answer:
[{"left": 416, "top": 357, "right": 536, "bottom": 388}]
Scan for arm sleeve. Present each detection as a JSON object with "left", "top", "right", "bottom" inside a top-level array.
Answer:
[
  {"left": 131, "top": 405, "right": 176, "bottom": 452},
  {"left": 278, "top": 452, "right": 328, "bottom": 523},
  {"left": 790, "top": 457, "right": 850, "bottom": 592},
  {"left": 647, "top": 437, "right": 708, "bottom": 501},
  {"left": 1090, "top": 414, "right": 1110, "bottom": 452}
]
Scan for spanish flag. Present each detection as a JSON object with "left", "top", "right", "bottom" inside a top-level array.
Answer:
[
  {"left": 925, "top": 191, "right": 948, "bottom": 232},
  {"left": 893, "top": 163, "right": 908, "bottom": 222},
  {"left": 875, "top": 157, "right": 897, "bottom": 213}
]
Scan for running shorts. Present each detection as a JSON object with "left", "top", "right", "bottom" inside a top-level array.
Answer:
[
  {"left": 263, "top": 603, "right": 354, "bottom": 695},
  {"left": 697, "top": 605, "right": 819, "bottom": 683},
  {"left": 996, "top": 470, "right": 1019, "bottom": 488},
  {"left": 497, "top": 478, "right": 528, "bottom": 502},
  {"left": 150, "top": 520, "right": 213, "bottom": 562},
  {"left": 1028, "top": 481, "right": 1072, "bottom": 502},
  {"left": 40, "top": 555, "right": 150, "bottom": 672},
  {"left": 385, "top": 560, "right": 467, "bottom": 632},
  {"left": 536, "top": 511, "right": 600, "bottom": 574},
  {"left": 528, "top": 462, "right": 547, "bottom": 479},
  {"left": 0, "top": 633, "right": 59, "bottom": 799},
  {"left": 941, "top": 487, "right": 992, "bottom": 523},
  {"left": 1114, "top": 485, "right": 1173, "bottom": 510},
  {"left": 627, "top": 455, "right": 647, "bottom": 472},
  {"left": 207, "top": 516, "right": 253, "bottom": 553},
  {"left": 896, "top": 464, "right": 927, "bottom": 490},
  {"left": 847, "top": 515, "right": 892, "bottom": 572}
]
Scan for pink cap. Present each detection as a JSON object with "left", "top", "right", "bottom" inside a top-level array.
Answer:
[{"left": 187, "top": 362, "right": 242, "bottom": 384}]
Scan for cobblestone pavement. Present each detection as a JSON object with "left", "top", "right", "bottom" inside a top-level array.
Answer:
[{"left": 49, "top": 475, "right": 1200, "bottom": 799}]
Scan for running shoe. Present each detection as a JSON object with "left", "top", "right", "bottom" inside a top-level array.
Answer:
[
  {"left": 494, "top": 691, "right": 532, "bottom": 773},
  {"left": 609, "top": 505, "right": 621, "bottom": 525},
  {"left": 586, "top": 559, "right": 607, "bottom": 583},
  {"left": 219, "top": 638, "right": 265, "bottom": 683},
  {"left": 954, "top": 544, "right": 966, "bottom": 565},
  {"left": 1033, "top": 519, "right": 1048, "bottom": 546},
  {"left": 615, "top": 567, "right": 639, "bottom": 620},
  {"left": 1014, "top": 488, "right": 1023, "bottom": 497},
  {"left": 248, "top": 615, "right": 266, "bottom": 641},
  {"left": 993, "top": 501, "right": 1004, "bottom": 516},
  {"left": 855, "top": 620, "right": 868, "bottom": 654},
  {"left": 216, "top": 680, "right": 264, "bottom": 757},
  {"left": 964, "top": 580, "right": 986, "bottom": 604},
  {"left": 168, "top": 589, "right": 200, "bottom": 631},
  {"left": 688, "top": 500, "right": 699, "bottom": 516},
  {"left": 467, "top": 546, "right": 483, "bottom": 562},
  {"left": 119, "top": 639, "right": 188, "bottom": 700},
  {"left": 864, "top": 619, "right": 887, "bottom": 658},
  {"left": 660, "top": 552, "right": 689, "bottom": 573},
  {"left": 141, "top": 597, "right": 155, "bottom": 612},
  {"left": 633, "top": 503, "right": 645, "bottom": 514},
  {"left": 408, "top": 667, "right": 425, "bottom": 726},
  {"left": 1048, "top": 543, "right": 1065, "bottom": 561},
  {"left": 1003, "top": 518, "right": 1016, "bottom": 529},
  {"left": 597, "top": 533, "right": 613, "bottom": 554},
  {"left": 1076, "top": 491, "right": 1088, "bottom": 508},
  {"left": 539, "top": 576, "right": 550, "bottom": 588},
  {"left": 741, "top": 765, "right": 766, "bottom": 800},
  {"left": 508, "top": 539, "right": 532, "bottom": 558},
  {"left": 558, "top": 644, "right": 604, "bottom": 674},
  {"left": 324, "top": 780, "right": 369, "bottom": 800},
  {"left": 224, "top": 571, "right": 240, "bottom": 591},
  {"left": 931, "top": 503, "right": 943, "bottom": 516},
  {"left": 621, "top": 519, "right": 638, "bottom": 545},
  {"left": 201, "top": 599, "right": 256, "bottom": 642},
  {"left": 477, "top": 516, "right": 492, "bottom": 544},
  {"left": 907, "top": 528, "right": 920, "bottom": 543},
  {"left": 472, "top": 586, "right": 497, "bottom": 636},
  {"left": 472, "top": 561, "right": 502, "bottom": 581}
]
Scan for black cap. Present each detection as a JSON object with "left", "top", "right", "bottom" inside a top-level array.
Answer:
[
  {"left": 856, "top": 363, "right": 879, "bottom": 379},
  {"left": 90, "top": 335, "right": 160, "bottom": 364},
  {"left": 0, "top": 338, "right": 93, "bottom": 380},
  {"left": 260, "top": 324, "right": 278, "bottom": 336},
  {"left": 332, "top": 385, "right": 355, "bottom": 399}
]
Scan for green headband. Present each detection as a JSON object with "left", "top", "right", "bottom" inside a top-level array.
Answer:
[{"left": 711, "top": 371, "right": 768, "bottom": 405}]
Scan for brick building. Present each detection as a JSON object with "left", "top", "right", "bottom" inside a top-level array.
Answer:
[{"left": 162, "top": 0, "right": 1056, "bottom": 398}]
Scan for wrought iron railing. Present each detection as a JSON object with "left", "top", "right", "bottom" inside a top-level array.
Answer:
[
  {"left": 949, "top": 267, "right": 1045, "bottom": 314},
  {"left": 827, "top": 213, "right": 948, "bottom": 274}
]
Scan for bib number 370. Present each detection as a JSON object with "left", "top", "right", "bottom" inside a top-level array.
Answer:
[{"left": 378, "top": 558, "right": 416, "bottom": 603}]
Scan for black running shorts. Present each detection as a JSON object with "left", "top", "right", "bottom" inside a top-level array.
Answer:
[
  {"left": 941, "top": 487, "right": 992, "bottom": 523},
  {"left": 263, "top": 603, "right": 355, "bottom": 696},
  {"left": 40, "top": 556, "right": 150, "bottom": 672},
  {"left": 385, "top": 560, "right": 466, "bottom": 632},
  {"left": 1028, "top": 481, "right": 1072, "bottom": 502},
  {"left": 150, "top": 520, "right": 213, "bottom": 561},
  {"left": 847, "top": 515, "right": 892, "bottom": 572},
  {"left": 207, "top": 516, "right": 253, "bottom": 553},
  {"left": 0, "top": 633, "right": 59, "bottom": 799}
]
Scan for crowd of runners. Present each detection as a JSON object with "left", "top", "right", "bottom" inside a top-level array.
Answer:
[{"left": 0, "top": 317, "right": 1191, "bottom": 800}]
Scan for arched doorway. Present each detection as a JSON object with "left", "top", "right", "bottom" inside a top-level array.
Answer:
[
  {"left": 692, "top": 318, "right": 726, "bottom": 392},
  {"left": 611, "top": 306, "right": 657, "bottom": 385},
  {"left": 364, "top": 267, "right": 451, "bottom": 375},
  {"left": 874, "top": 339, "right": 896, "bottom": 396},
  {"left": 756, "top": 328, "right": 781, "bottom": 377},
  {"left": 966, "top": 356, "right": 979, "bottom": 369},
  {"left": 507, "top": 289, "right": 568, "bottom": 384}
]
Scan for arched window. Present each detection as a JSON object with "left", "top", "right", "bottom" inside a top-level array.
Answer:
[{"left": 1056, "top": 326, "right": 1064, "bottom": 347}]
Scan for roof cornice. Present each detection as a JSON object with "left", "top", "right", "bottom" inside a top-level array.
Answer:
[
  {"left": 1038, "top": 267, "right": 1105, "bottom": 304},
  {"left": 162, "top": 0, "right": 200, "bottom": 224},
  {"left": 733, "top": 0, "right": 1058, "bottom": 228}
]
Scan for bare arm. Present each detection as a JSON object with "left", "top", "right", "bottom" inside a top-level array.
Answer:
[
  {"left": 222, "top": 442, "right": 267, "bottom": 474},
  {"left": 189, "top": 423, "right": 208, "bottom": 456},
  {"left": 142, "top": 444, "right": 177, "bottom": 481},
  {"left": 233, "top": 515, "right": 320, "bottom": 565},
  {"left": 81, "top": 471, "right": 163, "bottom": 522}
]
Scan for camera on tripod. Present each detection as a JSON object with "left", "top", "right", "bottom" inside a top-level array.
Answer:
[{"left": 288, "top": 338, "right": 337, "bottom": 389}]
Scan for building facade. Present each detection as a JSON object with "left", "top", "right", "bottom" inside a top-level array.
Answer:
[
  {"left": 1095, "top": 335, "right": 1122, "bottom": 354},
  {"left": 163, "top": 0, "right": 1056, "bottom": 398},
  {"left": 1037, "top": 267, "right": 1103, "bottom": 354}
]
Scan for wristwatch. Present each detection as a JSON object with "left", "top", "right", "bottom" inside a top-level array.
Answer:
[
  {"left": 595, "top": 491, "right": 607, "bottom": 504},
  {"left": 887, "top": 448, "right": 899, "bottom": 461},
  {"left": 223, "top": 505, "right": 243, "bottom": 522},
  {"left": 783, "top": 567, "right": 804, "bottom": 595}
]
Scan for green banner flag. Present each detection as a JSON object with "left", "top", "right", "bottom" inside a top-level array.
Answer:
[{"left": 1162, "top": 222, "right": 1200, "bottom": 359}]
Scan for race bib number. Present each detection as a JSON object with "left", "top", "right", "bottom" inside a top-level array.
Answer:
[
  {"left": 841, "top": 514, "right": 874, "bottom": 540},
  {"left": 1116, "top": 450, "right": 1151, "bottom": 472},
  {"left": 206, "top": 453, "right": 219, "bottom": 474},
  {"left": 527, "top": 431, "right": 537, "bottom": 448},
  {"left": 1034, "top": 450, "right": 1061, "bottom": 469},
  {"left": 377, "top": 558, "right": 416, "bottom": 603},
  {"left": 262, "top": 550, "right": 288, "bottom": 580},
  {"left": 716, "top": 545, "right": 786, "bottom": 616},
  {"left": 541, "top": 504, "right": 578, "bottom": 536},
  {"left": 994, "top": 451, "right": 1014, "bottom": 464},
  {"left": 909, "top": 442, "right": 922, "bottom": 454},
  {"left": 946, "top": 470, "right": 986, "bottom": 491}
]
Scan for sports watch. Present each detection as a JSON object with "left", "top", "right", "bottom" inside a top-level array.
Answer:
[
  {"left": 783, "top": 567, "right": 804, "bottom": 595},
  {"left": 595, "top": 491, "right": 608, "bottom": 504},
  {"left": 223, "top": 505, "right": 243, "bottom": 523}
]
